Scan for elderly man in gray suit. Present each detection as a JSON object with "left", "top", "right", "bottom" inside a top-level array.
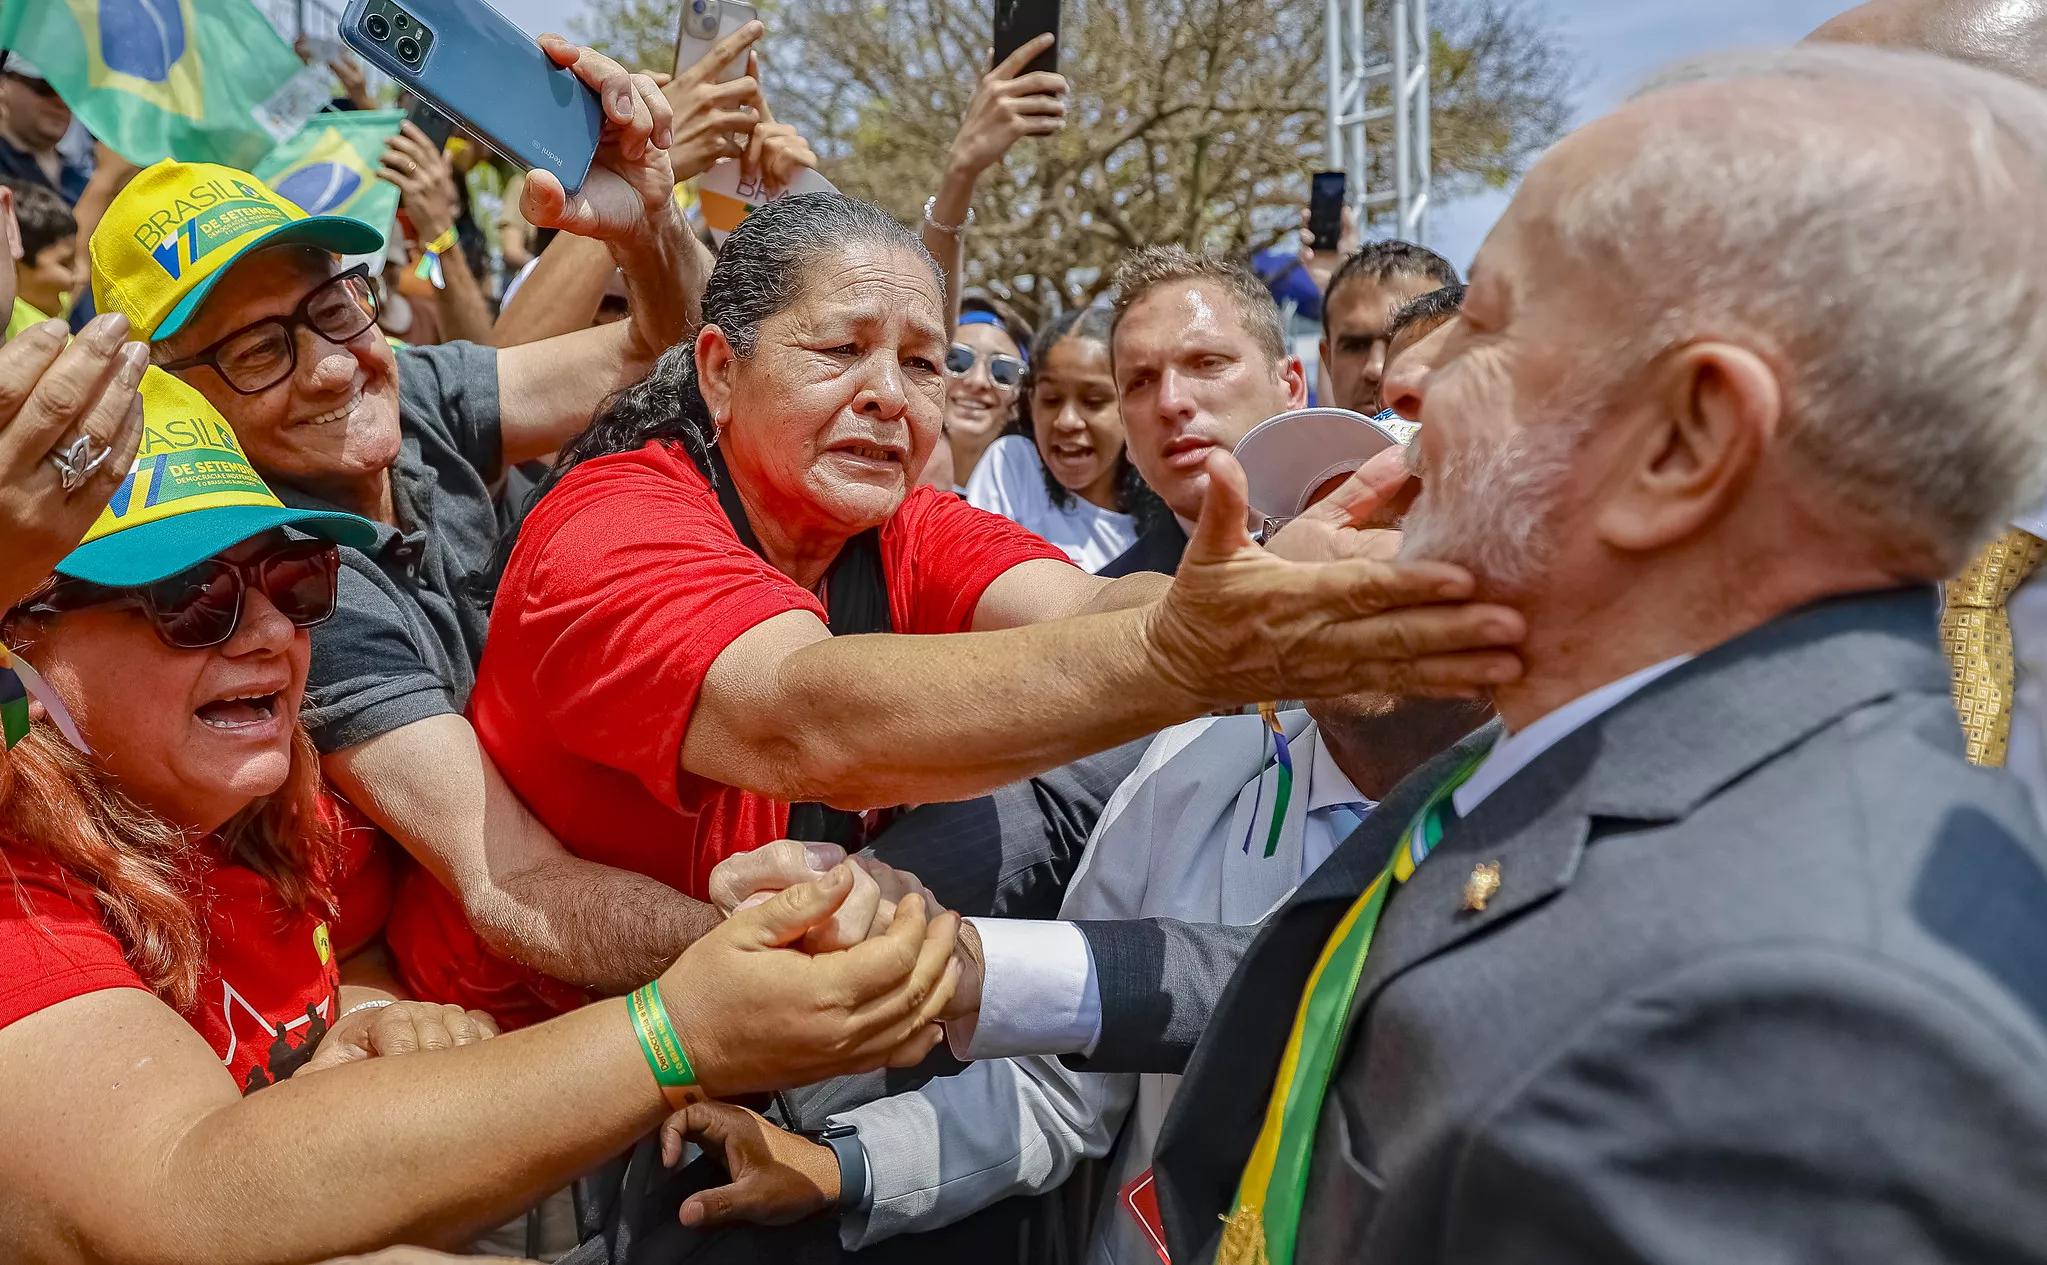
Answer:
[{"left": 1141, "top": 41, "right": 2047, "bottom": 1265}]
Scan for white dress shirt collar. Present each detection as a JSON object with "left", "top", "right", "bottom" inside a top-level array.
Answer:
[
  {"left": 1303, "top": 723, "right": 1372, "bottom": 814},
  {"left": 1453, "top": 655, "right": 1694, "bottom": 818}
]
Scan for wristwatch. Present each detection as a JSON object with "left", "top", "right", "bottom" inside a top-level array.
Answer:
[{"left": 817, "top": 1122, "right": 868, "bottom": 1212}]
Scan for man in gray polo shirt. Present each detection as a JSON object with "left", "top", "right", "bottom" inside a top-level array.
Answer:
[{"left": 90, "top": 39, "right": 724, "bottom": 999}]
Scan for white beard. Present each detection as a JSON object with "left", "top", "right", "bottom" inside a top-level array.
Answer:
[{"left": 1397, "top": 422, "right": 1579, "bottom": 591}]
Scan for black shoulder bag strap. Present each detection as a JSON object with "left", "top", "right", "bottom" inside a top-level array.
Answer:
[{"left": 701, "top": 445, "right": 892, "bottom": 847}]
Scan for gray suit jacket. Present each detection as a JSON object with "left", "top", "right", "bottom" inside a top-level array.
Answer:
[{"left": 1155, "top": 587, "right": 2047, "bottom": 1264}]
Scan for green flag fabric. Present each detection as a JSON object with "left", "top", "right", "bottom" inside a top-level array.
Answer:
[
  {"left": 255, "top": 108, "right": 404, "bottom": 247},
  {"left": 0, "top": 0, "right": 317, "bottom": 170}
]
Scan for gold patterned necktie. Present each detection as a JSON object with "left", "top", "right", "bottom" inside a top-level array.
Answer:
[{"left": 1942, "top": 527, "right": 2047, "bottom": 765}]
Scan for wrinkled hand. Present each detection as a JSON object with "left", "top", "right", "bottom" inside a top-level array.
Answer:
[
  {"left": 0, "top": 313, "right": 148, "bottom": 610},
  {"left": 659, "top": 863, "right": 960, "bottom": 1097},
  {"left": 661, "top": 1101, "right": 839, "bottom": 1227},
  {"left": 1263, "top": 445, "right": 1418, "bottom": 563},
  {"left": 1142, "top": 449, "right": 1525, "bottom": 705},
  {"left": 298, "top": 999, "right": 499, "bottom": 1075},
  {"left": 659, "top": 23, "right": 765, "bottom": 183},
  {"left": 947, "top": 34, "right": 1068, "bottom": 177},
  {"left": 379, "top": 121, "right": 459, "bottom": 244},
  {"left": 523, "top": 35, "right": 676, "bottom": 242}
]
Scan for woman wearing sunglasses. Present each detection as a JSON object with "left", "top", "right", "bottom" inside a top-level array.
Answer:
[
  {"left": 964, "top": 306, "right": 1168, "bottom": 573},
  {"left": 940, "top": 295, "right": 1033, "bottom": 488},
  {"left": 0, "top": 372, "right": 964, "bottom": 1265}
]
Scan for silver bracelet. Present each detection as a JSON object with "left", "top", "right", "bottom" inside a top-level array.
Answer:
[
  {"left": 923, "top": 196, "right": 975, "bottom": 235},
  {"left": 341, "top": 998, "right": 397, "bottom": 1021}
]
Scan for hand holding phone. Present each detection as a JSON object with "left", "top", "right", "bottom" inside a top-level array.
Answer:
[
  {"left": 519, "top": 34, "right": 678, "bottom": 243},
  {"left": 1309, "top": 171, "right": 1347, "bottom": 254},
  {"left": 662, "top": 20, "right": 766, "bottom": 184},
  {"left": 675, "top": 0, "right": 759, "bottom": 81},
  {"left": 948, "top": 32, "right": 1068, "bottom": 178}
]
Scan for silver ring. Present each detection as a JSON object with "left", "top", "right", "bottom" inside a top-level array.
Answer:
[{"left": 48, "top": 432, "right": 112, "bottom": 493}]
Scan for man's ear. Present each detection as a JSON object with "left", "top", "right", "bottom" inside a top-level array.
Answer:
[
  {"left": 0, "top": 186, "right": 18, "bottom": 264},
  {"left": 1281, "top": 353, "right": 1308, "bottom": 410},
  {"left": 1594, "top": 341, "right": 1781, "bottom": 553},
  {"left": 695, "top": 324, "right": 738, "bottom": 432}
]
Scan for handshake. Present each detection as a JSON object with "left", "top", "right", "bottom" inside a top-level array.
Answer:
[
  {"left": 647, "top": 842, "right": 986, "bottom": 1229},
  {"left": 706, "top": 840, "right": 984, "bottom": 1026}
]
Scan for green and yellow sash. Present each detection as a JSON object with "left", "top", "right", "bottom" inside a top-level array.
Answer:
[{"left": 1220, "top": 744, "right": 1490, "bottom": 1265}]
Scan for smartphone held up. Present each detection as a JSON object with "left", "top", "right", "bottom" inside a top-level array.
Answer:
[
  {"left": 675, "top": 0, "right": 759, "bottom": 81},
  {"left": 340, "top": 0, "right": 603, "bottom": 193},
  {"left": 993, "top": 0, "right": 1061, "bottom": 76}
]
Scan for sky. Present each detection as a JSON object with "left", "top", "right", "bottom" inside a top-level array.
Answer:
[
  {"left": 1428, "top": 0, "right": 1853, "bottom": 268},
  {"left": 481, "top": 0, "right": 1852, "bottom": 267}
]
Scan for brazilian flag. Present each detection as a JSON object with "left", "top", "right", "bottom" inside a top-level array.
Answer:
[
  {"left": 0, "top": 0, "right": 307, "bottom": 169},
  {"left": 256, "top": 108, "right": 403, "bottom": 244}
]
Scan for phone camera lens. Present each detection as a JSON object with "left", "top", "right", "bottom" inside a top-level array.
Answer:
[
  {"left": 396, "top": 34, "right": 422, "bottom": 63},
  {"left": 394, "top": 12, "right": 410, "bottom": 28},
  {"left": 692, "top": 0, "right": 707, "bottom": 10},
  {"left": 364, "top": 12, "right": 390, "bottom": 39}
]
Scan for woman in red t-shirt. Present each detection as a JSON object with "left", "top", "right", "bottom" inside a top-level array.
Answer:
[
  {"left": 0, "top": 364, "right": 961, "bottom": 1262},
  {"left": 396, "top": 191, "right": 1523, "bottom": 1028}
]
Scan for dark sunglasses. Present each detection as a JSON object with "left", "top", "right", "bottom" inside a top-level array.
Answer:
[
  {"left": 20, "top": 541, "right": 341, "bottom": 650},
  {"left": 945, "top": 343, "right": 1025, "bottom": 390},
  {"left": 158, "top": 265, "right": 381, "bottom": 396}
]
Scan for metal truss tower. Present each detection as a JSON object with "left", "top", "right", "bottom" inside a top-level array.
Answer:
[{"left": 1325, "top": 0, "right": 1432, "bottom": 244}]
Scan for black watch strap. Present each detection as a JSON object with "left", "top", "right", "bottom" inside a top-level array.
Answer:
[{"left": 818, "top": 1123, "right": 867, "bottom": 1212}]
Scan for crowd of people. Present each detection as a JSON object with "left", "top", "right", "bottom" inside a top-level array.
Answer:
[{"left": 1, "top": 0, "right": 2046, "bottom": 1262}]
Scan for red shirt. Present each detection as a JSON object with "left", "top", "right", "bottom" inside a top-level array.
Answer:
[
  {"left": 387, "top": 440, "right": 1070, "bottom": 1027},
  {"left": 0, "top": 838, "right": 343, "bottom": 1094}
]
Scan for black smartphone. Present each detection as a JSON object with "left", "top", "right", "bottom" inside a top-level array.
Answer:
[
  {"left": 405, "top": 95, "right": 457, "bottom": 151},
  {"left": 1309, "top": 170, "right": 1347, "bottom": 253},
  {"left": 993, "top": 0, "right": 1060, "bottom": 76}
]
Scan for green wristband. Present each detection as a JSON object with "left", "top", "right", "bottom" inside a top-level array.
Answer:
[{"left": 628, "top": 982, "right": 697, "bottom": 1089}]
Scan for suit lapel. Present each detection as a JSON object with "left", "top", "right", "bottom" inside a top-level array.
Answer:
[
  {"left": 1152, "top": 724, "right": 1501, "bottom": 1260},
  {"left": 1340, "top": 585, "right": 1952, "bottom": 1045}
]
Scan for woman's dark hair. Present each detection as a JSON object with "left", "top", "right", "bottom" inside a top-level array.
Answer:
[
  {"left": 1021, "top": 307, "right": 1169, "bottom": 531},
  {"left": 548, "top": 193, "right": 939, "bottom": 487},
  {"left": 959, "top": 292, "right": 1034, "bottom": 360}
]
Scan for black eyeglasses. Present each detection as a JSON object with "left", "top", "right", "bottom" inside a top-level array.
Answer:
[
  {"left": 20, "top": 541, "right": 341, "bottom": 650},
  {"left": 945, "top": 343, "right": 1025, "bottom": 391},
  {"left": 158, "top": 265, "right": 381, "bottom": 396}
]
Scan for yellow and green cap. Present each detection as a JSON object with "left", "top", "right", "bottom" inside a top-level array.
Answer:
[
  {"left": 90, "top": 159, "right": 385, "bottom": 342},
  {"left": 57, "top": 369, "right": 377, "bottom": 588}
]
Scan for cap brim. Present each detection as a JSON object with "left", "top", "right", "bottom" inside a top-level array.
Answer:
[
  {"left": 56, "top": 505, "right": 379, "bottom": 587},
  {"left": 1234, "top": 408, "right": 1400, "bottom": 518},
  {"left": 150, "top": 216, "right": 386, "bottom": 340}
]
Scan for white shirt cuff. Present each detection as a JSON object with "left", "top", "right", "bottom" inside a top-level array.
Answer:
[{"left": 947, "top": 917, "right": 1101, "bottom": 1060}]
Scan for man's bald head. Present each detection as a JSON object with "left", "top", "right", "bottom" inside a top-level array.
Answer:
[
  {"left": 1812, "top": 0, "right": 2047, "bottom": 91},
  {"left": 1403, "top": 42, "right": 2047, "bottom": 618}
]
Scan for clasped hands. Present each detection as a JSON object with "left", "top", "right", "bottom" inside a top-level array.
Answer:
[{"left": 655, "top": 842, "right": 973, "bottom": 1229}]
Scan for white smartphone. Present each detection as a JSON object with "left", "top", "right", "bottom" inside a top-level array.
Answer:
[{"left": 673, "top": 0, "right": 758, "bottom": 81}]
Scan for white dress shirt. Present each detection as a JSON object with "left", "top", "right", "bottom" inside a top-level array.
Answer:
[
  {"left": 962, "top": 656, "right": 1694, "bottom": 1062},
  {"left": 963, "top": 435, "right": 1139, "bottom": 573},
  {"left": 962, "top": 722, "right": 1373, "bottom": 1060}
]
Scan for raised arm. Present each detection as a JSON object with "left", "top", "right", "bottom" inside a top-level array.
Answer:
[
  {"left": 923, "top": 36, "right": 1068, "bottom": 322},
  {"left": 492, "top": 37, "right": 708, "bottom": 464},
  {"left": 325, "top": 714, "right": 721, "bottom": 992},
  {"left": 378, "top": 122, "right": 495, "bottom": 346},
  {"left": 0, "top": 870, "right": 960, "bottom": 1265}
]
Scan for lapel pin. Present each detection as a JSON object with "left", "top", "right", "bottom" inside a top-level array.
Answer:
[{"left": 1462, "top": 861, "right": 1502, "bottom": 913}]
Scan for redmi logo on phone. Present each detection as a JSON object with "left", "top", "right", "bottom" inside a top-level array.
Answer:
[{"left": 538, "top": 145, "right": 561, "bottom": 166}]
